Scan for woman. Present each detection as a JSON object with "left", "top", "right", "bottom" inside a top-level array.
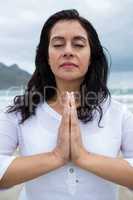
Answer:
[{"left": 0, "top": 9, "right": 133, "bottom": 200}]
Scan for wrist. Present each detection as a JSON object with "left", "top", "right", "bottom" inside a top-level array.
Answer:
[
  {"left": 74, "top": 149, "right": 90, "bottom": 167},
  {"left": 51, "top": 150, "right": 68, "bottom": 166}
]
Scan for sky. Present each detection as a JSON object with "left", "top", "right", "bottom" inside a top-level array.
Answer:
[{"left": 0, "top": 0, "right": 133, "bottom": 73}]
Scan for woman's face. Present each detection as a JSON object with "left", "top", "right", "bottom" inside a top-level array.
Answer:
[{"left": 48, "top": 20, "right": 91, "bottom": 82}]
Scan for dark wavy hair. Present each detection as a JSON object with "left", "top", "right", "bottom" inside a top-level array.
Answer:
[{"left": 6, "top": 9, "right": 111, "bottom": 126}]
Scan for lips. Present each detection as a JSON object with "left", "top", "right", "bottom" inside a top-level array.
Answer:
[{"left": 60, "top": 63, "right": 78, "bottom": 68}]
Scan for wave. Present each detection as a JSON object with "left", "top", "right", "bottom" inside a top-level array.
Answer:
[{"left": 0, "top": 94, "right": 133, "bottom": 113}]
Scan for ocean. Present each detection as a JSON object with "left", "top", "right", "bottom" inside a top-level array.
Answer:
[
  {"left": 108, "top": 70, "right": 133, "bottom": 112},
  {"left": 0, "top": 70, "right": 133, "bottom": 112}
]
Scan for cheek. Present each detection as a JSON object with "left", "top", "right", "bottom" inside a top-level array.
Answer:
[
  {"left": 80, "top": 51, "right": 91, "bottom": 71},
  {"left": 48, "top": 49, "right": 57, "bottom": 67}
]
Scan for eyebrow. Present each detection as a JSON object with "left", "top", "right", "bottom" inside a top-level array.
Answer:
[{"left": 51, "top": 35, "right": 87, "bottom": 43}]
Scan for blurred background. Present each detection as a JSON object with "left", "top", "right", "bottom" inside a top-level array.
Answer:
[{"left": 0, "top": 0, "right": 133, "bottom": 199}]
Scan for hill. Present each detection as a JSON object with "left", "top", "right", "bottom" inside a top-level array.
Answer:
[{"left": 0, "top": 62, "right": 31, "bottom": 90}]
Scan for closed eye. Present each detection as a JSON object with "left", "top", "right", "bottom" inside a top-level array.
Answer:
[
  {"left": 53, "top": 44, "right": 85, "bottom": 48},
  {"left": 74, "top": 44, "right": 84, "bottom": 48},
  {"left": 53, "top": 44, "right": 63, "bottom": 47}
]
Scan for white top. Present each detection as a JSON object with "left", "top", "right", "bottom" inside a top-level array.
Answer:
[{"left": 0, "top": 97, "right": 133, "bottom": 200}]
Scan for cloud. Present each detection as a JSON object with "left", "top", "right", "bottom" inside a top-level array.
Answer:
[{"left": 0, "top": 0, "right": 132, "bottom": 73}]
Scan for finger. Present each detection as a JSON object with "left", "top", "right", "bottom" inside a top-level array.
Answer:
[
  {"left": 70, "top": 92, "right": 82, "bottom": 142},
  {"left": 61, "top": 92, "right": 70, "bottom": 127},
  {"left": 58, "top": 92, "right": 70, "bottom": 142},
  {"left": 70, "top": 92, "right": 78, "bottom": 121}
]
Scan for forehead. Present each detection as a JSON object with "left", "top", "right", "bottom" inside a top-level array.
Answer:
[{"left": 49, "top": 20, "right": 88, "bottom": 39}]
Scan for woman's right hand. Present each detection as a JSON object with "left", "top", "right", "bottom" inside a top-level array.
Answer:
[{"left": 52, "top": 92, "right": 70, "bottom": 165}]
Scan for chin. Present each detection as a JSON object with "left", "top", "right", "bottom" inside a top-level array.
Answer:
[{"left": 59, "top": 75, "right": 80, "bottom": 81}]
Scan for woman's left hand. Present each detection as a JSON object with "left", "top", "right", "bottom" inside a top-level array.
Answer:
[{"left": 69, "top": 92, "right": 88, "bottom": 165}]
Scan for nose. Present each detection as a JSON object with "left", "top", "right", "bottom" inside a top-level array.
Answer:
[{"left": 63, "top": 43, "right": 74, "bottom": 58}]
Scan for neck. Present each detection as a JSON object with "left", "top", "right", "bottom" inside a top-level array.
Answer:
[{"left": 49, "top": 78, "right": 83, "bottom": 107}]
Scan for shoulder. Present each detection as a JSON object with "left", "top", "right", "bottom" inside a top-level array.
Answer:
[
  {"left": 0, "top": 107, "right": 21, "bottom": 126},
  {"left": 109, "top": 97, "right": 126, "bottom": 112},
  {"left": 101, "top": 96, "right": 125, "bottom": 115},
  {"left": 106, "top": 97, "right": 133, "bottom": 120}
]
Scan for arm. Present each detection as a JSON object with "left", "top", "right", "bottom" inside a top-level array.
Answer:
[
  {"left": 69, "top": 93, "right": 133, "bottom": 189},
  {"left": 76, "top": 151, "right": 133, "bottom": 189},
  {"left": 0, "top": 93, "right": 70, "bottom": 188},
  {"left": 0, "top": 151, "right": 64, "bottom": 188},
  {"left": 0, "top": 111, "right": 64, "bottom": 188},
  {"left": 75, "top": 106, "right": 133, "bottom": 190}
]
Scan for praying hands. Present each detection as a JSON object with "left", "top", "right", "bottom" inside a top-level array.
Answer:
[{"left": 52, "top": 91, "right": 88, "bottom": 166}]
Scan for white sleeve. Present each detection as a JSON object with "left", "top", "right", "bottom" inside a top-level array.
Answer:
[
  {"left": 120, "top": 106, "right": 133, "bottom": 190},
  {"left": 0, "top": 110, "right": 19, "bottom": 188}
]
